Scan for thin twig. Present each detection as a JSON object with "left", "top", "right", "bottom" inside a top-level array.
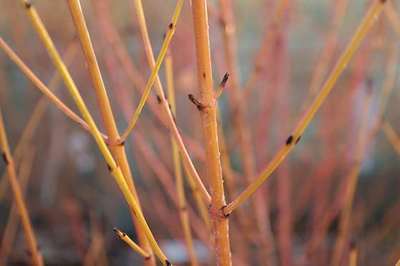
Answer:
[
  {"left": 0, "top": 37, "right": 98, "bottom": 137},
  {"left": 166, "top": 51, "right": 199, "bottom": 266},
  {"left": 113, "top": 228, "right": 151, "bottom": 259},
  {"left": 120, "top": 0, "right": 184, "bottom": 141}
]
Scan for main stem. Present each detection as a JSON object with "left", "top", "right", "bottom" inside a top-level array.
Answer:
[
  {"left": 66, "top": 1, "right": 154, "bottom": 264},
  {"left": 191, "top": 1, "right": 231, "bottom": 265}
]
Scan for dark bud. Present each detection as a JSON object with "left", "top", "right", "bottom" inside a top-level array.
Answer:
[
  {"left": 188, "top": 94, "right": 205, "bottom": 111},
  {"left": 220, "top": 205, "right": 230, "bottom": 218},
  {"left": 286, "top": 135, "right": 293, "bottom": 145},
  {"left": 220, "top": 72, "right": 230, "bottom": 87},
  {"left": 156, "top": 95, "right": 162, "bottom": 104}
]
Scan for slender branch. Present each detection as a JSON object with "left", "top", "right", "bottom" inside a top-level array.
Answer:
[
  {"left": 0, "top": 148, "right": 36, "bottom": 265},
  {"left": 224, "top": 0, "right": 386, "bottom": 216},
  {"left": 166, "top": 51, "right": 199, "bottom": 266},
  {"left": 0, "top": 41, "right": 76, "bottom": 200},
  {"left": 130, "top": 0, "right": 211, "bottom": 205},
  {"left": 191, "top": 0, "right": 232, "bottom": 265},
  {"left": 120, "top": 0, "right": 184, "bottom": 141},
  {"left": 66, "top": 0, "right": 119, "bottom": 142},
  {"left": 0, "top": 107, "right": 43, "bottom": 266},
  {"left": 0, "top": 37, "right": 98, "bottom": 137}
]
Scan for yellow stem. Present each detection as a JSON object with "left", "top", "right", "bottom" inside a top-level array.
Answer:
[
  {"left": 66, "top": 0, "right": 154, "bottom": 262},
  {"left": 0, "top": 148, "right": 36, "bottom": 265},
  {"left": 0, "top": 108, "right": 43, "bottom": 266},
  {"left": 120, "top": 0, "right": 184, "bottom": 141},
  {"left": 113, "top": 228, "right": 151, "bottom": 259},
  {"left": 166, "top": 52, "right": 199, "bottom": 266}
]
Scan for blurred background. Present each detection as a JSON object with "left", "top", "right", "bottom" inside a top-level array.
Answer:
[{"left": 0, "top": 0, "right": 400, "bottom": 265}]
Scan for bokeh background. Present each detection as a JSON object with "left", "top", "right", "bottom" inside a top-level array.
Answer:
[{"left": 0, "top": 0, "right": 399, "bottom": 265}]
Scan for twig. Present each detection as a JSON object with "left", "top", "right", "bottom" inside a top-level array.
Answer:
[
  {"left": 166, "top": 51, "right": 199, "bottom": 266},
  {"left": 119, "top": 0, "right": 184, "bottom": 141},
  {"left": 0, "top": 37, "right": 97, "bottom": 137},
  {"left": 113, "top": 228, "right": 151, "bottom": 259}
]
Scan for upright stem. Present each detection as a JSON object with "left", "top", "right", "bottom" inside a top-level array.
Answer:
[
  {"left": 166, "top": 51, "right": 199, "bottom": 266},
  {"left": 0, "top": 108, "right": 43, "bottom": 266},
  {"left": 66, "top": 1, "right": 154, "bottom": 263},
  {"left": 191, "top": 0, "right": 231, "bottom": 265},
  {"left": 0, "top": 148, "right": 35, "bottom": 265}
]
